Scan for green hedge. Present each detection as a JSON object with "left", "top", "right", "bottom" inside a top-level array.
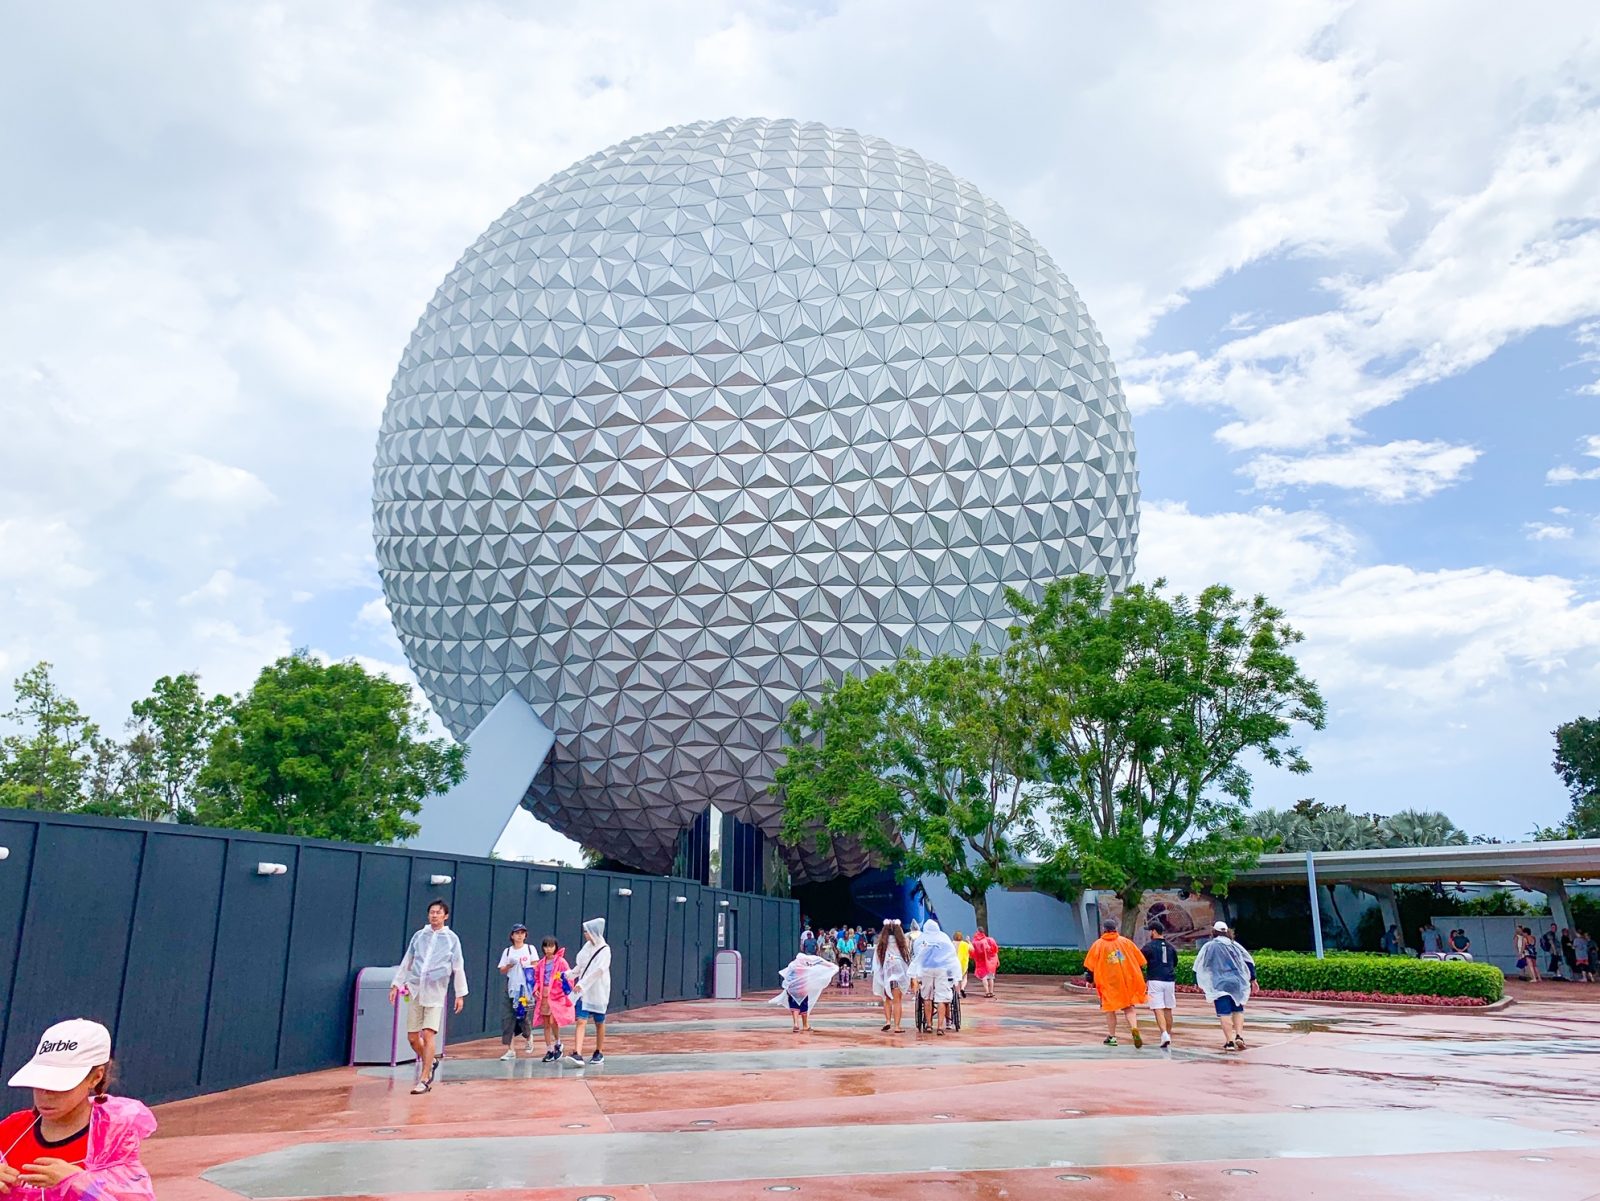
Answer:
[
  {"left": 996, "top": 947, "right": 1086, "bottom": 976},
  {"left": 998, "top": 946, "right": 1502, "bottom": 1002}
]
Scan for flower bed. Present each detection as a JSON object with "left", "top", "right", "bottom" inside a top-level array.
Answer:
[
  {"left": 1170, "top": 981, "right": 1487, "bottom": 1007},
  {"left": 1003, "top": 946, "right": 1503, "bottom": 1002}
]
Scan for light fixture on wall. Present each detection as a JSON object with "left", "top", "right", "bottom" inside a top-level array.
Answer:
[
  {"left": 0, "top": 847, "right": 10, "bottom": 861},
  {"left": 674, "top": 895, "right": 687, "bottom": 904},
  {"left": 719, "top": 899, "right": 731, "bottom": 907},
  {"left": 538, "top": 882, "right": 558, "bottom": 893},
  {"left": 616, "top": 887, "right": 633, "bottom": 897},
  {"left": 255, "top": 862, "right": 287, "bottom": 876},
  {"left": 429, "top": 874, "right": 453, "bottom": 885}
]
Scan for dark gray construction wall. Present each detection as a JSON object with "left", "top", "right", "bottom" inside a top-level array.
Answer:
[{"left": 0, "top": 811, "right": 798, "bottom": 1106}]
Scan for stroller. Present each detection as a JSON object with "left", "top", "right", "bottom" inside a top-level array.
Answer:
[
  {"left": 913, "top": 974, "right": 962, "bottom": 1033},
  {"left": 837, "top": 956, "right": 853, "bottom": 989}
]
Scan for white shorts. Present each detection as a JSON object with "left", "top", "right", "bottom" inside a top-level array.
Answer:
[
  {"left": 407, "top": 1002, "right": 444, "bottom": 1033},
  {"left": 1146, "top": 980, "right": 1176, "bottom": 1011},
  {"left": 920, "top": 973, "right": 953, "bottom": 1003}
]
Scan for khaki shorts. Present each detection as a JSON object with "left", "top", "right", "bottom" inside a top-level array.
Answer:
[
  {"left": 920, "top": 973, "right": 953, "bottom": 1003},
  {"left": 407, "top": 1001, "right": 444, "bottom": 1033}
]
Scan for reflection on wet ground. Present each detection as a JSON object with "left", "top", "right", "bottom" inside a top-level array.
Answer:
[{"left": 147, "top": 976, "right": 1600, "bottom": 1201}]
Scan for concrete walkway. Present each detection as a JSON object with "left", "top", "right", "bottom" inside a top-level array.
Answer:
[{"left": 146, "top": 976, "right": 1600, "bottom": 1200}]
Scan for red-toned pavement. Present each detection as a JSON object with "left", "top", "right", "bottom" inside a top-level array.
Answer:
[{"left": 148, "top": 977, "right": 1600, "bottom": 1200}]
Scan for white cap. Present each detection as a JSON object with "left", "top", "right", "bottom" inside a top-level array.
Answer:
[
  {"left": 1213, "top": 920, "right": 1230, "bottom": 932},
  {"left": 8, "top": 1020, "right": 111, "bottom": 1091}
]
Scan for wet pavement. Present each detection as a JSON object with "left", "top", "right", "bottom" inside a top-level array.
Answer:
[{"left": 148, "top": 976, "right": 1600, "bottom": 1200}]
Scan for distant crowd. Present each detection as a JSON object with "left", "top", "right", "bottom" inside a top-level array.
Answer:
[{"left": 1411, "top": 920, "right": 1596, "bottom": 982}]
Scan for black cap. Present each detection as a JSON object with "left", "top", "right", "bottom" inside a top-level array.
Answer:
[
  {"left": 510, "top": 923, "right": 527, "bottom": 934},
  {"left": 1101, "top": 918, "right": 1118, "bottom": 932},
  {"left": 1146, "top": 921, "right": 1163, "bottom": 933}
]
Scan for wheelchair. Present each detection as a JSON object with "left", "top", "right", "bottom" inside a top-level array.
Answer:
[{"left": 913, "top": 977, "right": 962, "bottom": 1033}]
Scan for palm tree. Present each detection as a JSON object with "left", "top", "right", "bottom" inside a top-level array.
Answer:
[
  {"left": 1247, "top": 809, "right": 1315, "bottom": 852},
  {"left": 1380, "top": 808, "right": 1468, "bottom": 848},
  {"left": 1310, "top": 809, "right": 1385, "bottom": 851}
]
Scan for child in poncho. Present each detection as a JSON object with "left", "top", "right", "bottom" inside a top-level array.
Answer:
[
  {"left": 1, "top": 1019, "right": 156, "bottom": 1201},
  {"left": 770, "top": 952, "right": 838, "bottom": 1032},
  {"left": 530, "top": 936, "right": 577, "bottom": 1062}
]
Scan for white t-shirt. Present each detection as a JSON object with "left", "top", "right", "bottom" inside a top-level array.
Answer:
[{"left": 499, "top": 944, "right": 537, "bottom": 998}]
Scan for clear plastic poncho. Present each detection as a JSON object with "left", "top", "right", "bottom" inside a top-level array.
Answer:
[
  {"left": 1194, "top": 935, "right": 1255, "bottom": 1007},
  {"left": 393, "top": 926, "right": 466, "bottom": 1007},
  {"left": 768, "top": 953, "right": 838, "bottom": 1008},
  {"left": 907, "top": 919, "right": 959, "bottom": 978}
]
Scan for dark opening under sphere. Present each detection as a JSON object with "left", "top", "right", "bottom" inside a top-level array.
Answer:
[{"left": 373, "top": 117, "right": 1139, "bottom": 879}]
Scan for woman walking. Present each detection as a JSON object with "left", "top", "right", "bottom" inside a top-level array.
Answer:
[
  {"left": 497, "top": 923, "right": 539, "bottom": 1059},
  {"left": 1194, "top": 921, "right": 1256, "bottom": 1053},
  {"left": 564, "top": 918, "right": 612, "bottom": 1067},
  {"left": 874, "top": 921, "right": 912, "bottom": 1033}
]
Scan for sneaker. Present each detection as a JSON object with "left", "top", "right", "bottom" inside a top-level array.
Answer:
[
  {"left": 564, "top": 1053, "right": 586, "bottom": 1068},
  {"left": 541, "top": 1048, "right": 559, "bottom": 1063},
  {"left": 552, "top": 1042, "right": 563, "bottom": 1058},
  {"left": 589, "top": 1051, "right": 604, "bottom": 1064},
  {"left": 1223, "top": 1041, "right": 1238, "bottom": 1052},
  {"left": 499, "top": 1049, "right": 517, "bottom": 1061},
  {"left": 1103, "top": 1036, "right": 1118, "bottom": 1047},
  {"left": 1130, "top": 1028, "right": 1144, "bottom": 1049},
  {"left": 1159, "top": 1032, "right": 1171, "bottom": 1048}
]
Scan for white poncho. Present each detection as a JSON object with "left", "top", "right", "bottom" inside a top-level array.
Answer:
[
  {"left": 908, "top": 919, "right": 959, "bottom": 979},
  {"left": 393, "top": 926, "right": 468, "bottom": 1007},
  {"left": 768, "top": 953, "right": 838, "bottom": 1008},
  {"left": 1194, "top": 935, "right": 1256, "bottom": 1008},
  {"left": 873, "top": 937, "right": 910, "bottom": 996}
]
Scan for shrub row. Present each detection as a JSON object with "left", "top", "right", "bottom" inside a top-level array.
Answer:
[
  {"left": 997, "top": 947, "right": 1087, "bottom": 976},
  {"left": 999, "top": 946, "right": 1503, "bottom": 1002}
]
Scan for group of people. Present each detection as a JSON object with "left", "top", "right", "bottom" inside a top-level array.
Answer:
[
  {"left": 781, "top": 919, "right": 1001, "bottom": 1033},
  {"left": 1085, "top": 919, "right": 1257, "bottom": 1053},
  {"left": 388, "top": 898, "right": 614, "bottom": 1094},
  {"left": 1516, "top": 922, "right": 1597, "bottom": 983}
]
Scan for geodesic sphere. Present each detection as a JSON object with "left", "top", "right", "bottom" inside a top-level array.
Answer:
[{"left": 373, "top": 117, "right": 1139, "bottom": 879}]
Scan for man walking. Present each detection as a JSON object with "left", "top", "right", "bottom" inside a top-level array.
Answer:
[
  {"left": 390, "top": 898, "right": 468, "bottom": 1094},
  {"left": 1542, "top": 921, "right": 1565, "bottom": 980},
  {"left": 1084, "top": 919, "right": 1147, "bottom": 1048},
  {"left": 1140, "top": 921, "right": 1178, "bottom": 1048}
]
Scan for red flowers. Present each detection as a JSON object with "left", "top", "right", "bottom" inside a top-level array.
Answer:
[{"left": 1170, "top": 982, "right": 1486, "bottom": 1007}]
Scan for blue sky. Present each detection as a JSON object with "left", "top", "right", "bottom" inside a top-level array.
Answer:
[{"left": 3, "top": 2, "right": 1599, "bottom": 858}]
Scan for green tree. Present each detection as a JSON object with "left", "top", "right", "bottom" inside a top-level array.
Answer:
[
  {"left": 775, "top": 646, "right": 1042, "bottom": 932},
  {"left": 1550, "top": 715, "right": 1600, "bottom": 837},
  {"left": 196, "top": 652, "right": 465, "bottom": 844},
  {"left": 1246, "top": 808, "right": 1315, "bottom": 851},
  {"left": 1379, "top": 808, "right": 1468, "bottom": 848},
  {"left": 80, "top": 731, "right": 163, "bottom": 820},
  {"left": 1013, "top": 576, "right": 1326, "bottom": 935},
  {"left": 127, "top": 673, "right": 231, "bottom": 821},
  {"left": 0, "top": 662, "right": 99, "bottom": 811}
]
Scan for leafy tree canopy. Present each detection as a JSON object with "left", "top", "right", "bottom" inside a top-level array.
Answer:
[
  {"left": 775, "top": 646, "right": 1043, "bottom": 931},
  {"left": 0, "top": 662, "right": 99, "bottom": 811},
  {"left": 196, "top": 651, "right": 465, "bottom": 844},
  {"left": 1013, "top": 576, "right": 1326, "bottom": 932},
  {"left": 1549, "top": 715, "right": 1600, "bottom": 838}
]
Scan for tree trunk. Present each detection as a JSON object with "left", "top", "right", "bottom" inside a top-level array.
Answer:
[
  {"left": 1118, "top": 890, "right": 1142, "bottom": 939},
  {"left": 971, "top": 889, "right": 991, "bottom": 935}
]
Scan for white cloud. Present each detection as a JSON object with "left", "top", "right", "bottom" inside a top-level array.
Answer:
[
  {"left": 1129, "top": 96, "right": 1600, "bottom": 453},
  {"left": 1243, "top": 439, "right": 1481, "bottom": 502},
  {"left": 1526, "top": 522, "right": 1575, "bottom": 542},
  {"left": 1142, "top": 499, "right": 1600, "bottom": 833},
  {"left": 1547, "top": 434, "right": 1600, "bottom": 483},
  {"left": 167, "top": 455, "right": 277, "bottom": 513}
]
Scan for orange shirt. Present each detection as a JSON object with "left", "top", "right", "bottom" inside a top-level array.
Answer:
[{"left": 1083, "top": 932, "right": 1148, "bottom": 1011}]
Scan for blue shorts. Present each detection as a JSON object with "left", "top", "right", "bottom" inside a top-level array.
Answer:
[
  {"left": 1213, "top": 996, "right": 1245, "bottom": 1016},
  {"left": 787, "top": 993, "right": 810, "bottom": 1013},
  {"left": 575, "top": 1002, "right": 606, "bottom": 1023}
]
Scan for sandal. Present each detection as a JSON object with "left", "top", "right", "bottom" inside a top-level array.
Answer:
[
  {"left": 936, "top": 1027, "right": 945, "bottom": 1036},
  {"left": 881, "top": 1023, "right": 892, "bottom": 1032}
]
